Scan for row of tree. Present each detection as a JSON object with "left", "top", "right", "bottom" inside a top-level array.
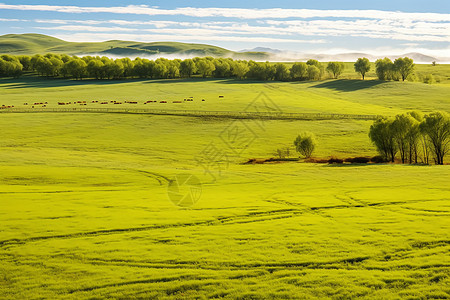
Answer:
[
  {"left": 0, "top": 53, "right": 416, "bottom": 82},
  {"left": 0, "top": 53, "right": 333, "bottom": 81},
  {"left": 369, "top": 111, "right": 450, "bottom": 165}
]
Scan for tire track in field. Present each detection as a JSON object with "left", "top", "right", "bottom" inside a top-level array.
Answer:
[
  {"left": 136, "top": 170, "right": 172, "bottom": 185},
  {"left": 2, "top": 200, "right": 446, "bottom": 248},
  {"left": 67, "top": 274, "right": 208, "bottom": 294},
  {"left": 66, "top": 257, "right": 371, "bottom": 294},
  {"left": 0, "top": 208, "right": 299, "bottom": 248}
]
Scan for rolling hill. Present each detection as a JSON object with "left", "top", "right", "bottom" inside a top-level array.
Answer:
[{"left": 0, "top": 33, "right": 269, "bottom": 59}]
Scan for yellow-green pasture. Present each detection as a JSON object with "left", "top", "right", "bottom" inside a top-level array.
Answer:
[{"left": 0, "top": 78, "right": 449, "bottom": 299}]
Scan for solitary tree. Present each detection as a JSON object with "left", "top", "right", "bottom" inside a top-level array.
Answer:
[
  {"left": 294, "top": 132, "right": 316, "bottom": 158},
  {"left": 326, "top": 62, "right": 345, "bottom": 79},
  {"left": 394, "top": 57, "right": 415, "bottom": 81},
  {"left": 354, "top": 58, "right": 371, "bottom": 80},
  {"left": 419, "top": 111, "right": 450, "bottom": 165}
]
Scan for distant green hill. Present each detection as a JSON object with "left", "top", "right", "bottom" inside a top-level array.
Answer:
[{"left": 0, "top": 33, "right": 269, "bottom": 59}]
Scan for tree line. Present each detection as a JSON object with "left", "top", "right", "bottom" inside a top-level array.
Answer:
[
  {"left": 0, "top": 53, "right": 335, "bottom": 81},
  {"left": 369, "top": 111, "right": 450, "bottom": 165},
  {"left": 0, "top": 53, "right": 419, "bottom": 82}
]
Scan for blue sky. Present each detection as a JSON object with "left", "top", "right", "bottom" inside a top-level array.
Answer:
[{"left": 1, "top": 1, "right": 449, "bottom": 57}]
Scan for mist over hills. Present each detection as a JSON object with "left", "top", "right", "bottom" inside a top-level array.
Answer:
[
  {"left": 240, "top": 47, "right": 441, "bottom": 63},
  {"left": 0, "top": 33, "right": 444, "bottom": 63}
]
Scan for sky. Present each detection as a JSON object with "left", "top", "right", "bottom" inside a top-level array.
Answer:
[{"left": 0, "top": 1, "right": 449, "bottom": 57}]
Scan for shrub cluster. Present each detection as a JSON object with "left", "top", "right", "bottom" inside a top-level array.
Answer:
[{"left": 369, "top": 111, "right": 450, "bottom": 165}]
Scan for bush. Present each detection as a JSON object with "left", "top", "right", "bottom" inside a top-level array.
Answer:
[
  {"left": 422, "top": 74, "right": 435, "bottom": 84},
  {"left": 294, "top": 132, "right": 317, "bottom": 158},
  {"left": 328, "top": 157, "right": 343, "bottom": 164},
  {"left": 345, "top": 157, "right": 370, "bottom": 163},
  {"left": 370, "top": 155, "right": 388, "bottom": 163}
]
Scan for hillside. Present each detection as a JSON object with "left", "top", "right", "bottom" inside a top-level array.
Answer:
[{"left": 0, "top": 33, "right": 269, "bottom": 59}]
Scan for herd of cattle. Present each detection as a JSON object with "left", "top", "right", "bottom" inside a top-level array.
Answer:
[{"left": 0, "top": 96, "right": 225, "bottom": 109}]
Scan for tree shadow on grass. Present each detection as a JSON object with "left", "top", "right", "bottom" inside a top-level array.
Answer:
[
  {"left": 309, "top": 79, "right": 385, "bottom": 92},
  {"left": 324, "top": 163, "right": 434, "bottom": 167},
  {"left": 0, "top": 77, "right": 149, "bottom": 89}
]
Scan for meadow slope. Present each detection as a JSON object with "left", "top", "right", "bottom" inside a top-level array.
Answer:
[{"left": 0, "top": 78, "right": 449, "bottom": 299}]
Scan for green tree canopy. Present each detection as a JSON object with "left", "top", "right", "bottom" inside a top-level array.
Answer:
[
  {"left": 394, "top": 57, "right": 415, "bottom": 81},
  {"left": 326, "top": 62, "right": 345, "bottom": 79},
  {"left": 354, "top": 58, "right": 371, "bottom": 80},
  {"left": 294, "top": 132, "right": 317, "bottom": 158}
]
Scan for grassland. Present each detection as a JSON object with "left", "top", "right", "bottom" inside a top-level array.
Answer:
[{"left": 0, "top": 77, "right": 449, "bottom": 299}]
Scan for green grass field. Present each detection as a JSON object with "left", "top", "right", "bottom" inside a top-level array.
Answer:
[{"left": 0, "top": 77, "right": 449, "bottom": 299}]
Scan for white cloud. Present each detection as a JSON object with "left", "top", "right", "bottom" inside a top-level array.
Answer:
[
  {"left": 31, "top": 18, "right": 450, "bottom": 43},
  {"left": 0, "top": 4, "right": 449, "bottom": 22},
  {"left": 52, "top": 32, "right": 325, "bottom": 44},
  {"left": 0, "top": 18, "right": 24, "bottom": 22}
]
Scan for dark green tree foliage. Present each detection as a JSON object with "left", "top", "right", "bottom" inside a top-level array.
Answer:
[
  {"left": 391, "top": 114, "right": 415, "bottom": 163},
  {"left": 307, "top": 65, "right": 320, "bottom": 80},
  {"left": 5, "top": 53, "right": 414, "bottom": 83},
  {"left": 230, "top": 60, "right": 249, "bottom": 79},
  {"left": 179, "top": 59, "right": 196, "bottom": 77},
  {"left": 370, "top": 111, "right": 450, "bottom": 165},
  {"left": 17, "top": 55, "right": 32, "bottom": 71},
  {"left": 394, "top": 57, "right": 415, "bottom": 81},
  {"left": 274, "top": 63, "right": 290, "bottom": 81},
  {"left": 294, "top": 132, "right": 317, "bottom": 158},
  {"left": 326, "top": 62, "right": 345, "bottom": 79},
  {"left": 420, "top": 112, "right": 450, "bottom": 165},
  {"left": 213, "top": 58, "right": 232, "bottom": 78},
  {"left": 0, "top": 55, "right": 23, "bottom": 77},
  {"left": 369, "top": 117, "right": 397, "bottom": 162},
  {"left": 375, "top": 57, "right": 395, "bottom": 81},
  {"left": 307, "top": 59, "right": 324, "bottom": 79},
  {"left": 196, "top": 58, "right": 215, "bottom": 78},
  {"left": 87, "top": 59, "right": 104, "bottom": 79},
  {"left": 64, "top": 58, "right": 87, "bottom": 80},
  {"left": 354, "top": 58, "right": 371, "bottom": 80},
  {"left": 290, "top": 62, "right": 307, "bottom": 80},
  {"left": 120, "top": 58, "right": 134, "bottom": 78},
  {"left": 247, "top": 61, "right": 275, "bottom": 81}
]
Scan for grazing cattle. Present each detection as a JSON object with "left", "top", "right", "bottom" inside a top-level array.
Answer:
[
  {"left": 23, "top": 103, "right": 28, "bottom": 105},
  {"left": 58, "top": 102, "right": 65, "bottom": 105},
  {"left": 160, "top": 101, "right": 167, "bottom": 103},
  {"left": 202, "top": 99, "right": 205, "bottom": 101},
  {"left": 219, "top": 95, "right": 224, "bottom": 98},
  {"left": 173, "top": 101, "right": 182, "bottom": 103},
  {"left": 100, "top": 102, "right": 108, "bottom": 104}
]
